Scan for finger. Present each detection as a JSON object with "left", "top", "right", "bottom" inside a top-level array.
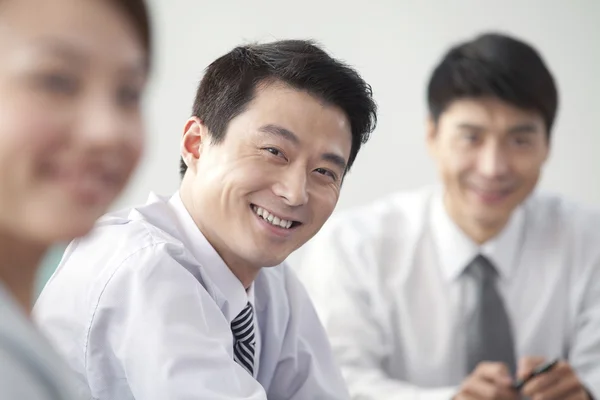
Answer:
[
  {"left": 463, "top": 376, "right": 517, "bottom": 400},
  {"left": 517, "top": 356, "right": 546, "bottom": 380},
  {"left": 560, "top": 389, "right": 591, "bottom": 400},
  {"left": 531, "top": 373, "right": 584, "bottom": 400},
  {"left": 463, "top": 375, "right": 498, "bottom": 399},
  {"left": 475, "top": 362, "right": 513, "bottom": 387},
  {"left": 523, "top": 362, "right": 570, "bottom": 397},
  {"left": 454, "top": 392, "right": 479, "bottom": 400}
]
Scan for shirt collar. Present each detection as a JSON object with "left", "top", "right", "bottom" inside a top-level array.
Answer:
[
  {"left": 168, "top": 191, "right": 251, "bottom": 323},
  {"left": 430, "top": 188, "right": 526, "bottom": 282}
]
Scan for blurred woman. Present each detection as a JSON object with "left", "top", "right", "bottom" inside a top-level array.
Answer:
[{"left": 0, "top": 0, "right": 151, "bottom": 398}]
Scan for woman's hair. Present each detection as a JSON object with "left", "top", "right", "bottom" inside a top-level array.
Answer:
[{"left": 109, "top": 0, "right": 152, "bottom": 67}]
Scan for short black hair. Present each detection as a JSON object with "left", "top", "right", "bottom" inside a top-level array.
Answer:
[
  {"left": 180, "top": 39, "right": 377, "bottom": 178},
  {"left": 427, "top": 32, "right": 558, "bottom": 137}
]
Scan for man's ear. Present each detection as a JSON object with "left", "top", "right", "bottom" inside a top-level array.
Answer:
[{"left": 181, "top": 117, "right": 209, "bottom": 174}]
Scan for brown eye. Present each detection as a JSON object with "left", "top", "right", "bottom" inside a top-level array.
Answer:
[
  {"left": 262, "top": 147, "right": 287, "bottom": 161},
  {"left": 117, "top": 85, "right": 142, "bottom": 107},
  {"left": 462, "top": 132, "right": 479, "bottom": 143},
  {"left": 513, "top": 136, "right": 531, "bottom": 146},
  {"left": 265, "top": 147, "right": 281, "bottom": 156},
  {"left": 37, "top": 72, "right": 79, "bottom": 95},
  {"left": 315, "top": 167, "right": 336, "bottom": 181}
]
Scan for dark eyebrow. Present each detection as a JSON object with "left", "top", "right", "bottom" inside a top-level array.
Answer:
[
  {"left": 258, "top": 123, "right": 348, "bottom": 171},
  {"left": 34, "top": 39, "right": 149, "bottom": 77},
  {"left": 507, "top": 123, "right": 539, "bottom": 135},
  {"left": 457, "top": 122, "right": 540, "bottom": 136},
  {"left": 457, "top": 123, "right": 485, "bottom": 132},
  {"left": 35, "top": 40, "right": 87, "bottom": 66},
  {"left": 322, "top": 153, "right": 347, "bottom": 172},
  {"left": 259, "top": 124, "right": 299, "bottom": 145}
]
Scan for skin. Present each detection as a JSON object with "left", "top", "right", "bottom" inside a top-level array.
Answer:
[
  {"left": 427, "top": 97, "right": 550, "bottom": 244},
  {"left": 519, "top": 357, "right": 590, "bottom": 400},
  {"left": 0, "top": 0, "right": 148, "bottom": 311},
  {"left": 433, "top": 99, "right": 589, "bottom": 399},
  {"left": 454, "top": 359, "right": 591, "bottom": 400},
  {"left": 454, "top": 362, "right": 517, "bottom": 400},
  {"left": 180, "top": 81, "right": 352, "bottom": 288}
]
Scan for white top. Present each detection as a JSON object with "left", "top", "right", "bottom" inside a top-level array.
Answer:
[
  {"left": 295, "top": 185, "right": 600, "bottom": 400},
  {"left": 0, "top": 283, "right": 82, "bottom": 400},
  {"left": 33, "top": 192, "right": 349, "bottom": 400}
]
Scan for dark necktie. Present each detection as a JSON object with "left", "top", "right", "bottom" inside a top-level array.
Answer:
[
  {"left": 465, "top": 254, "right": 517, "bottom": 376},
  {"left": 231, "top": 302, "right": 256, "bottom": 376}
]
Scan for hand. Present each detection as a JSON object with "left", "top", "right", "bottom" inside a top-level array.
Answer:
[
  {"left": 454, "top": 362, "right": 518, "bottom": 400},
  {"left": 518, "top": 357, "right": 591, "bottom": 400}
]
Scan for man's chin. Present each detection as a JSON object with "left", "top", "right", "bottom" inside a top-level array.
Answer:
[
  {"left": 259, "top": 253, "right": 290, "bottom": 268},
  {"left": 469, "top": 205, "right": 513, "bottom": 229},
  {"left": 258, "top": 246, "right": 300, "bottom": 268}
]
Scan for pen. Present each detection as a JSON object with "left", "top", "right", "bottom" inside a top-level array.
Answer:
[{"left": 513, "top": 359, "right": 559, "bottom": 391}]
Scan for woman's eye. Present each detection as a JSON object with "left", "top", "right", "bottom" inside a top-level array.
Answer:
[
  {"left": 37, "top": 72, "right": 79, "bottom": 95},
  {"left": 117, "top": 85, "right": 142, "bottom": 107}
]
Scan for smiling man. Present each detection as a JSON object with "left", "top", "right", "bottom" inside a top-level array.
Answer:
[
  {"left": 297, "top": 32, "right": 600, "bottom": 400},
  {"left": 33, "top": 40, "right": 377, "bottom": 400}
]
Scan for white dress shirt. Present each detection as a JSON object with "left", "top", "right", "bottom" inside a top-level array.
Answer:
[
  {"left": 0, "top": 283, "right": 82, "bottom": 400},
  {"left": 295, "top": 185, "right": 600, "bottom": 400},
  {"left": 33, "top": 192, "right": 349, "bottom": 400}
]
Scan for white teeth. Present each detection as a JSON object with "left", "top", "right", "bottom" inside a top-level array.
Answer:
[{"left": 252, "top": 205, "right": 294, "bottom": 229}]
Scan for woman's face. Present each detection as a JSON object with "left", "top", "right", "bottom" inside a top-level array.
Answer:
[{"left": 0, "top": 0, "right": 148, "bottom": 243}]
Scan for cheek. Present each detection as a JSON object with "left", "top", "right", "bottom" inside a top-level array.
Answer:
[
  {"left": 440, "top": 151, "right": 472, "bottom": 183},
  {"left": 308, "top": 188, "right": 339, "bottom": 227},
  {"left": 0, "top": 101, "right": 65, "bottom": 180},
  {"left": 121, "top": 123, "right": 145, "bottom": 174},
  {"left": 516, "top": 156, "right": 544, "bottom": 181},
  {"left": 10, "top": 91, "right": 73, "bottom": 151},
  {"left": 195, "top": 156, "right": 263, "bottom": 210},
  {"left": 0, "top": 120, "right": 58, "bottom": 233}
]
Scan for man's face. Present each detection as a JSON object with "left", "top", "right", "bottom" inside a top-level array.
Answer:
[
  {"left": 182, "top": 82, "right": 352, "bottom": 271},
  {"left": 427, "top": 97, "right": 550, "bottom": 233}
]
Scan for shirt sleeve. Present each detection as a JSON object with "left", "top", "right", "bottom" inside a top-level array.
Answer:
[
  {"left": 570, "top": 250, "right": 600, "bottom": 399},
  {"left": 295, "top": 225, "right": 458, "bottom": 400},
  {"left": 265, "top": 265, "right": 352, "bottom": 400},
  {"left": 87, "top": 242, "right": 267, "bottom": 400}
]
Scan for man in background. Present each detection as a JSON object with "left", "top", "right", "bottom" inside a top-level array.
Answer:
[{"left": 297, "top": 32, "right": 599, "bottom": 400}]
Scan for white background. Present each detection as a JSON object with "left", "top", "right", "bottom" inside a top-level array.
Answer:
[
  {"left": 128, "top": 0, "right": 600, "bottom": 214},
  {"left": 38, "top": 0, "right": 600, "bottom": 284}
]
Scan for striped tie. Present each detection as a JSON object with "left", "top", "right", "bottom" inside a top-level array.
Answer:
[{"left": 231, "top": 302, "right": 256, "bottom": 376}]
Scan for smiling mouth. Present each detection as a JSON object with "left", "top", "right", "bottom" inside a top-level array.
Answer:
[
  {"left": 250, "top": 204, "right": 302, "bottom": 230},
  {"left": 470, "top": 186, "right": 514, "bottom": 203}
]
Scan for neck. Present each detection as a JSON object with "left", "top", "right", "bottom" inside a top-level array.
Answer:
[
  {"left": 224, "top": 259, "right": 258, "bottom": 290},
  {"left": 443, "top": 194, "right": 507, "bottom": 245},
  {"left": 0, "top": 231, "right": 47, "bottom": 313}
]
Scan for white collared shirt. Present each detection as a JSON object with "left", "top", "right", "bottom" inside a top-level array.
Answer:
[
  {"left": 33, "top": 192, "right": 349, "bottom": 400},
  {"left": 295, "top": 185, "right": 600, "bottom": 400}
]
